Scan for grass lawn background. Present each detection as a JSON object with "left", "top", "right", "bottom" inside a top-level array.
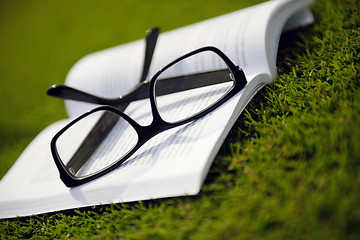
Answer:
[{"left": 0, "top": 0, "right": 359, "bottom": 239}]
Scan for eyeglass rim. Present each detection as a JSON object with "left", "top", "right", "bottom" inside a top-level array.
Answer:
[
  {"left": 51, "top": 46, "right": 248, "bottom": 187},
  {"left": 149, "top": 46, "right": 246, "bottom": 125}
]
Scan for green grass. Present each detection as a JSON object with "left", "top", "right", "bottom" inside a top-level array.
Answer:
[{"left": 0, "top": 0, "right": 359, "bottom": 239}]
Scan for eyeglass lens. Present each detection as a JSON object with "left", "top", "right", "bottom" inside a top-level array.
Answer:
[
  {"left": 155, "top": 50, "right": 234, "bottom": 123},
  {"left": 55, "top": 110, "right": 138, "bottom": 177}
]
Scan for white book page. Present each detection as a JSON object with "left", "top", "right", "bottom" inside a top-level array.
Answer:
[{"left": 65, "top": 0, "right": 313, "bottom": 118}]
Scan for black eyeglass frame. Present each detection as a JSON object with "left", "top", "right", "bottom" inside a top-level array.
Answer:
[{"left": 51, "top": 46, "right": 247, "bottom": 187}]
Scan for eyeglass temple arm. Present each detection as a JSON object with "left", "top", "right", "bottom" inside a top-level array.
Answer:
[
  {"left": 47, "top": 68, "right": 242, "bottom": 107},
  {"left": 47, "top": 85, "right": 118, "bottom": 105},
  {"left": 46, "top": 27, "right": 159, "bottom": 105},
  {"left": 139, "top": 27, "right": 159, "bottom": 83}
]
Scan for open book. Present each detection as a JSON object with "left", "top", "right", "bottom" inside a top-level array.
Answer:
[{"left": 0, "top": 0, "right": 314, "bottom": 219}]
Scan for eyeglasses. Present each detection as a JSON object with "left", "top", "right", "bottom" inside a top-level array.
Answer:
[{"left": 48, "top": 28, "right": 248, "bottom": 187}]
